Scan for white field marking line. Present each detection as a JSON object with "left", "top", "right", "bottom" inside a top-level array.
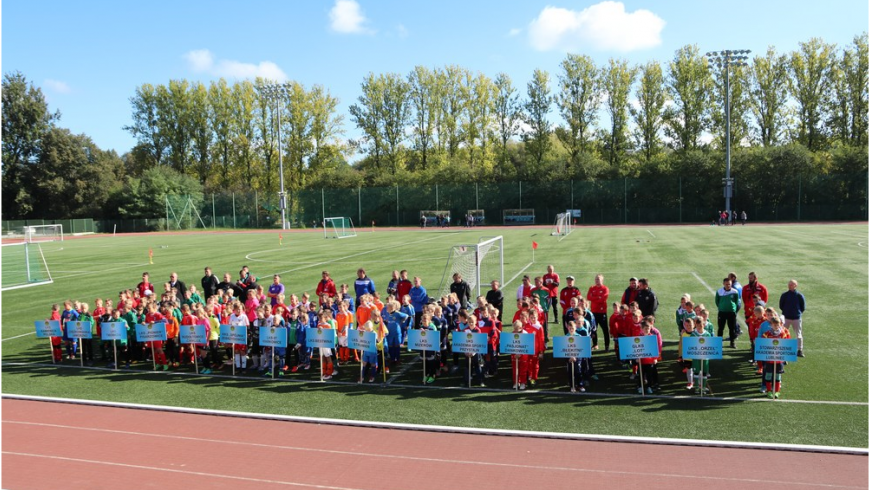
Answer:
[
  {"left": 5, "top": 394, "right": 867, "bottom": 455},
  {"left": 504, "top": 261, "right": 535, "bottom": 288},
  {"left": 692, "top": 272, "right": 716, "bottom": 295},
  {"left": 2, "top": 452, "right": 363, "bottom": 490},
  {"left": 385, "top": 358, "right": 417, "bottom": 386},
  {"left": 857, "top": 242, "right": 867, "bottom": 248},
  {"left": 3, "top": 424, "right": 865, "bottom": 489},
  {"left": 647, "top": 229, "right": 656, "bottom": 238},
  {"left": 4, "top": 362, "right": 868, "bottom": 408},
  {"left": 270, "top": 233, "right": 455, "bottom": 276},
  {"left": 1, "top": 332, "right": 36, "bottom": 341},
  {"left": 51, "top": 262, "right": 151, "bottom": 281}
]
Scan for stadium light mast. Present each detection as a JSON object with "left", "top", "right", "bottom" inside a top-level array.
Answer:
[
  {"left": 260, "top": 82, "right": 291, "bottom": 230},
  {"left": 706, "top": 49, "right": 750, "bottom": 222}
]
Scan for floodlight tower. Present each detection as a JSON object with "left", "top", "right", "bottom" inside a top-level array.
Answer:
[
  {"left": 706, "top": 49, "right": 750, "bottom": 222},
  {"left": 260, "top": 83, "right": 291, "bottom": 230}
]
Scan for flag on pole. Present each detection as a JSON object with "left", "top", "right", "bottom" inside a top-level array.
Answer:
[
  {"left": 148, "top": 248, "right": 153, "bottom": 264},
  {"left": 532, "top": 241, "right": 538, "bottom": 250},
  {"left": 279, "top": 233, "right": 283, "bottom": 245}
]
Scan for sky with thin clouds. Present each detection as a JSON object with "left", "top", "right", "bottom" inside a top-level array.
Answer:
[{"left": 3, "top": 0, "right": 867, "bottom": 158}]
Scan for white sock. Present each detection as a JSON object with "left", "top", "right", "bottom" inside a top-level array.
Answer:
[
  {"left": 687, "top": 368, "right": 694, "bottom": 383},
  {"left": 241, "top": 356, "right": 247, "bottom": 368},
  {"left": 234, "top": 353, "right": 240, "bottom": 368}
]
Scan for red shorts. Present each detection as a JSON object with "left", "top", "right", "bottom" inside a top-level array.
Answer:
[{"left": 145, "top": 341, "right": 164, "bottom": 349}]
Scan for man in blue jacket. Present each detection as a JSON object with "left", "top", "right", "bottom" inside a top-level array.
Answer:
[
  {"left": 779, "top": 280, "right": 807, "bottom": 357},
  {"left": 354, "top": 268, "right": 376, "bottom": 305},
  {"left": 409, "top": 276, "right": 428, "bottom": 329}
]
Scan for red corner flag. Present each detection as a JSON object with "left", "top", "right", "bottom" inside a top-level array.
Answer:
[{"left": 532, "top": 241, "right": 538, "bottom": 250}]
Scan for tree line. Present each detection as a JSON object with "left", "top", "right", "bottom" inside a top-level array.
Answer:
[{"left": 2, "top": 34, "right": 867, "bottom": 221}]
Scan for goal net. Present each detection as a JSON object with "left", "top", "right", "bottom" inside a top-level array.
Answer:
[
  {"left": 437, "top": 236, "right": 504, "bottom": 300},
  {"left": 24, "top": 224, "right": 63, "bottom": 243},
  {"left": 1, "top": 242, "right": 53, "bottom": 291},
  {"left": 323, "top": 217, "right": 357, "bottom": 239},
  {"left": 551, "top": 212, "right": 572, "bottom": 237}
]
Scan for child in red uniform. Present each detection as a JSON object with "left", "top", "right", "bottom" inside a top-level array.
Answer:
[
  {"left": 510, "top": 320, "right": 529, "bottom": 389},
  {"left": 608, "top": 302, "right": 622, "bottom": 360},
  {"left": 637, "top": 319, "right": 662, "bottom": 394},
  {"left": 746, "top": 305, "right": 765, "bottom": 365},
  {"left": 144, "top": 303, "right": 168, "bottom": 370},
  {"left": 522, "top": 310, "right": 546, "bottom": 387},
  {"left": 49, "top": 304, "right": 63, "bottom": 362}
]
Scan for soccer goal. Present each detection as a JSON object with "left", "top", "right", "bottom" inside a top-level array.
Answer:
[
  {"left": 551, "top": 212, "right": 573, "bottom": 238},
  {"left": 1, "top": 241, "right": 53, "bottom": 291},
  {"left": 24, "top": 224, "right": 63, "bottom": 243},
  {"left": 437, "top": 236, "right": 504, "bottom": 299},
  {"left": 323, "top": 217, "right": 357, "bottom": 239}
]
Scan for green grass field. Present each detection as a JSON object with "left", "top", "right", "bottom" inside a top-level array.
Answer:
[{"left": 2, "top": 223, "right": 867, "bottom": 448}]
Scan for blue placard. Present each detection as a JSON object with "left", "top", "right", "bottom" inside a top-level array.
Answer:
[
  {"left": 135, "top": 322, "right": 167, "bottom": 342},
  {"left": 66, "top": 321, "right": 93, "bottom": 339},
  {"left": 306, "top": 327, "right": 336, "bottom": 348},
  {"left": 754, "top": 337, "right": 799, "bottom": 362},
  {"left": 219, "top": 324, "right": 247, "bottom": 345},
  {"left": 407, "top": 329, "right": 440, "bottom": 351},
  {"left": 347, "top": 329, "right": 377, "bottom": 354},
  {"left": 100, "top": 322, "right": 127, "bottom": 341},
  {"left": 682, "top": 336, "right": 723, "bottom": 360},
  {"left": 180, "top": 324, "right": 208, "bottom": 344},
  {"left": 451, "top": 331, "right": 488, "bottom": 355},
  {"left": 34, "top": 320, "right": 62, "bottom": 338},
  {"left": 259, "top": 326, "right": 288, "bottom": 348},
  {"left": 552, "top": 335, "right": 592, "bottom": 358},
  {"left": 617, "top": 335, "right": 659, "bottom": 360},
  {"left": 499, "top": 332, "right": 536, "bottom": 355}
]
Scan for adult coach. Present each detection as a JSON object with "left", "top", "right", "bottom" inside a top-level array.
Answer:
[
  {"left": 268, "top": 274, "right": 286, "bottom": 307},
  {"left": 354, "top": 268, "right": 376, "bottom": 305},
  {"left": 779, "top": 280, "right": 807, "bottom": 357},
  {"left": 450, "top": 273, "right": 471, "bottom": 309},
  {"left": 621, "top": 277, "right": 639, "bottom": 306},
  {"left": 715, "top": 277, "right": 740, "bottom": 348},
  {"left": 559, "top": 276, "right": 581, "bottom": 313},
  {"left": 586, "top": 274, "right": 610, "bottom": 351},
  {"left": 201, "top": 267, "right": 219, "bottom": 300},
  {"left": 485, "top": 280, "right": 504, "bottom": 322},
  {"left": 635, "top": 278, "right": 658, "bottom": 318},
  {"left": 169, "top": 272, "right": 187, "bottom": 300},
  {"left": 409, "top": 277, "right": 428, "bottom": 327},
  {"left": 742, "top": 272, "right": 768, "bottom": 321},
  {"left": 543, "top": 265, "right": 560, "bottom": 324},
  {"left": 316, "top": 271, "right": 337, "bottom": 303}
]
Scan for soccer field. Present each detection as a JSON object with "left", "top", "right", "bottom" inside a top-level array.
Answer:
[{"left": 1, "top": 223, "right": 867, "bottom": 448}]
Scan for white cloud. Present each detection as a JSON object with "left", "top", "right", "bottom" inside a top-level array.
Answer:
[
  {"left": 44, "top": 79, "right": 71, "bottom": 94},
  {"left": 528, "top": 1, "right": 664, "bottom": 52},
  {"left": 329, "top": 0, "right": 373, "bottom": 34},
  {"left": 397, "top": 24, "right": 409, "bottom": 38},
  {"left": 508, "top": 28, "right": 522, "bottom": 37},
  {"left": 184, "top": 49, "right": 288, "bottom": 82}
]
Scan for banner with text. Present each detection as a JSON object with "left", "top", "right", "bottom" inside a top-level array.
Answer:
[
  {"left": 259, "top": 326, "right": 288, "bottom": 348},
  {"left": 66, "top": 321, "right": 93, "bottom": 339},
  {"left": 407, "top": 329, "right": 440, "bottom": 352},
  {"left": 451, "top": 331, "right": 488, "bottom": 355},
  {"left": 347, "top": 329, "right": 377, "bottom": 354},
  {"left": 682, "top": 336, "right": 723, "bottom": 359},
  {"left": 180, "top": 324, "right": 208, "bottom": 345},
  {"left": 499, "top": 332, "right": 536, "bottom": 355},
  {"left": 306, "top": 327, "right": 336, "bottom": 349},
  {"left": 552, "top": 335, "right": 592, "bottom": 359},
  {"left": 100, "top": 322, "right": 127, "bottom": 341},
  {"left": 219, "top": 324, "right": 247, "bottom": 345},
  {"left": 754, "top": 338, "right": 799, "bottom": 362},
  {"left": 135, "top": 323, "right": 167, "bottom": 342},
  {"left": 34, "top": 320, "right": 62, "bottom": 338},
  {"left": 617, "top": 335, "right": 659, "bottom": 360}
]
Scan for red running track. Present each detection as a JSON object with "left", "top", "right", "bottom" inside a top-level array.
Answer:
[{"left": 2, "top": 398, "right": 866, "bottom": 490}]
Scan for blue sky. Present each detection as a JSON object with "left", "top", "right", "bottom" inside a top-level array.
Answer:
[{"left": 3, "top": 0, "right": 867, "bottom": 158}]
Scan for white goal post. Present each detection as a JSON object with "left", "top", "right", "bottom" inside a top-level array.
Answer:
[
  {"left": 551, "top": 212, "right": 573, "bottom": 237},
  {"left": 323, "top": 217, "right": 357, "bottom": 239},
  {"left": 437, "top": 236, "right": 504, "bottom": 300},
  {"left": 24, "top": 224, "right": 64, "bottom": 243}
]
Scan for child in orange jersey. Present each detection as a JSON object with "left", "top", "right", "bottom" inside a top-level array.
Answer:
[{"left": 335, "top": 300, "right": 354, "bottom": 365}]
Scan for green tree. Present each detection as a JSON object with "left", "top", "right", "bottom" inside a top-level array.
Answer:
[
  {"left": 748, "top": 47, "right": 790, "bottom": 146},
  {"left": 522, "top": 69, "right": 553, "bottom": 175},
  {"left": 462, "top": 72, "right": 495, "bottom": 174},
  {"left": 1, "top": 71, "right": 60, "bottom": 218},
  {"left": 664, "top": 45, "right": 712, "bottom": 151},
  {"left": 631, "top": 61, "right": 667, "bottom": 162},
  {"left": 438, "top": 65, "right": 468, "bottom": 159},
  {"left": 407, "top": 66, "right": 439, "bottom": 171},
  {"left": 208, "top": 79, "right": 235, "bottom": 189},
  {"left": 788, "top": 37, "right": 837, "bottom": 151},
  {"left": 124, "top": 83, "right": 166, "bottom": 170},
  {"left": 163, "top": 79, "right": 193, "bottom": 174},
  {"left": 555, "top": 54, "right": 600, "bottom": 173},
  {"left": 493, "top": 73, "right": 522, "bottom": 175},
  {"left": 349, "top": 73, "right": 410, "bottom": 174},
  {"left": 710, "top": 61, "right": 751, "bottom": 150},
  {"left": 189, "top": 81, "right": 212, "bottom": 184},
  {"left": 233, "top": 80, "right": 259, "bottom": 186},
  {"left": 601, "top": 58, "right": 637, "bottom": 168},
  {"left": 107, "top": 166, "right": 203, "bottom": 220},
  {"left": 829, "top": 33, "right": 868, "bottom": 146}
]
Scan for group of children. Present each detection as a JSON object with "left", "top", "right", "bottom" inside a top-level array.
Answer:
[{"left": 45, "top": 268, "right": 794, "bottom": 398}]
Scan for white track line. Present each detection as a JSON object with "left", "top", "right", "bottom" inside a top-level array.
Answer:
[
  {"left": 647, "top": 230, "right": 656, "bottom": 238},
  {"left": 4, "top": 362, "right": 867, "bottom": 407},
  {"left": 3, "top": 452, "right": 362, "bottom": 490},
  {"left": 692, "top": 272, "right": 716, "bottom": 295},
  {"left": 2, "top": 423, "right": 864, "bottom": 488},
  {"left": 1, "top": 332, "right": 36, "bottom": 342}
]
